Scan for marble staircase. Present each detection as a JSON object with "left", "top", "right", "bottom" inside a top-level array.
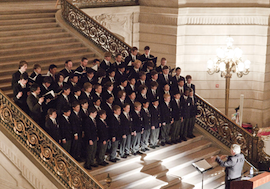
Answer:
[
  {"left": 0, "top": 8, "right": 99, "bottom": 98},
  {"left": 87, "top": 131, "right": 228, "bottom": 189}
]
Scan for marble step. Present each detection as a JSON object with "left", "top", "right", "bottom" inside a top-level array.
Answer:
[
  {"left": 142, "top": 164, "right": 169, "bottom": 178},
  {"left": 203, "top": 176, "right": 225, "bottom": 189},
  {"left": 0, "top": 9, "right": 57, "bottom": 15},
  {"left": 0, "top": 42, "right": 84, "bottom": 56},
  {"left": 0, "top": 12, "right": 55, "bottom": 20},
  {"left": 0, "top": 22, "right": 59, "bottom": 32},
  {"left": 0, "top": 33, "right": 75, "bottom": 50},
  {"left": 159, "top": 175, "right": 182, "bottom": 189},
  {"left": 0, "top": 17, "right": 56, "bottom": 26},
  {"left": 0, "top": 46, "right": 90, "bottom": 63}
]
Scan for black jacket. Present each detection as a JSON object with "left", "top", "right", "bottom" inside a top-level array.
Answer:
[
  {"left": 141, "top": 108, "right": 151, "bottom": 130},
  {"left": 149, "top": 105, "right": 161, "bottom": 128},
  {"left": 83, "top": 116, "right": 98, "bottom": 142},
  {"left": 45, "top": 118, "right": 61, "bottom": 143},
  {"left": 130, "top": 110, "right": 143, "bottom": 132},
  {"left": 160, "top": 101, "right": 173, "bottom": 124},
  {"left": 58, "top": 114, "right": 73, "bottom": 141},
  {"left": 97, "top": 118, "right": 109, "bottom": 142}
]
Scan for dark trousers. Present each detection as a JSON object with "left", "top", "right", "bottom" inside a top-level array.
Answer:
[
  {"left": 188, "top": 116, "right": 195, "bottom": 136},
  {"left": 110, "top": 140, "right": 119, "bottom": 159},
  {"left": 85, "top": 140, "right": 97, "bottom": 167},
  {"left": 141, "top": 129, "right": 150, "bottom": 150},
  {"left": 160, "top": 123, "right": 171, "bottom": 142},
  {"left": 97, "top": 141, "right": 108, "bottom": 164},
  {"left": 131, "top": 132, "right": 141, "bottom": 153},
  {"left": 62, "top": 140, "right": 72, "bottom": 154},
  {"left": 181, "top": 118, "right": 190, "bottom": 138},
  {"left": 150, "top": 127, "right": 160, "bottom": 146},
  {"left": 71, "top": 135, "right": 82, "bottom": 160},
  {"left": 170, "top": 119, "right": 181, "bottom": 141}
]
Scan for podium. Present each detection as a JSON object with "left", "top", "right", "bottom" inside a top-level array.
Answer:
[{"left": 231, "top": 172, "right": 270, "bottom": 189}]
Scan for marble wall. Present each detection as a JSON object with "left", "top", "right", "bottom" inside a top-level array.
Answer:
[{"left": 83, "top": 3, "right": 270, "bottom": 127}]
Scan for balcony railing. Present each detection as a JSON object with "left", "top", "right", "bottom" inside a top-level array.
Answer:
[
  {"left": 61, "top": 0, "right": 269, "bottom": 168},
  {"left": 0, "top": 89, "right": 104, "bottom": 189}
]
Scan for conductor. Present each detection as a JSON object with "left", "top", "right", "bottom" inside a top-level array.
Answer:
[{"left": 212, "top": 144, "right": 245, "bottom": 189}]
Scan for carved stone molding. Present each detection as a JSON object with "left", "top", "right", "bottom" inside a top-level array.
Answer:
[
  {"left": 0, "top": 137, "right": 48, "bottom": 189},
  {"left": 140, "top": 13, "right": 269, "bottom": 26}
]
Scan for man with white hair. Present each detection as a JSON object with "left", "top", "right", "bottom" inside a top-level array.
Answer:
[{"left": 213, "top": 144, "right": 245, "bottom": 189}]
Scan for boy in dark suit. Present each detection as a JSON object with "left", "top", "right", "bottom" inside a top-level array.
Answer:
[
  {"left": 79, "top": 68, "right": 96, "bottom": 87},
  {"left": 114, "top": 91, "right": 127, "bottom": 109},
  {"left": 156, "top": 57, "right": 167, "bottom": 74},
  {"left": 75, "top": 57, "right": 88, "bottom": 74},
  {"left": 56, "top": 85, "right": 71, "bottom": 114},
  {"left": 136, "top": 85, "right": 148, "bottom": 103},
  {"left": 70, "top": 86, "right": 81, "bottom": 104},
  {"left": 83, "top": 107, "right": 98, "bottom": 170},
  {"left": 147, "top": 81, "right": 160, "bottom": 102},
  {"left": 101, "top": 81, "right": 115, "bottom": 101},
  {"left": 170, "top": 92, "right": 182, "bottom": 143},
  {"left": 109, "top": 105, "right": 122, "bottom": 162},
  {"left": 158, "top": 65, "right": 173, "bottom": 88},
  {"left": 125, "top": 77, "right": 136, "bottom": 95},
  {"left": 188, "top": 89, "right": 197, "bottom": 138},
  {"left": 141, "top": 100, "right": 151, "bottom": 152},
  {"left": 60, "top": 60, "right": 74, "bottom": 79},
  {"left": 115, "top": 64, "right": 127, "bottom": 85},
  {"left": 101, "top": 69, "right": 116, "bottom": 86},
  {"left": 180, "top": 88, "right": 192, "bottom": 141},
  {"left": 160, "top": 94, "right": 174, "bottom": 146},
  {"left": 185, "top": 75, "right": 195, "bottom": 93},
  {"left": 124, "top": 46, "right": 139, "bottom": 68},
  {"left": 112, "top": 53, "right": 124, "bottom": 69},
  {"left": 139, "top": 46, "right": 156, "bottom": 67},
  {"left": 59, "top": 106, "right": 72, "bottom": 153},
  {"left": 12, "top": 60, "right": 28, "bottom": 89},
  {"left": 120, "top": 103, "right": 133, "bottom": 156},
  {"left": 96, "top": 110, "right": 109, "bottom": 166},
  {"left": 126, "top": 91, "right": 136, "bottom": 110},
  {"left": 100, "top": 52, "right": 113, "bottom": 72},
  {"left": 172, "top": 67, "right": 185, "bottom": 87},
  {"left": 13, "top": 72, "right": 29, "bottom": 114},
  {"left": 45, "top": 108, "right": 61, "bottom": 144},
  {"left": 29, "top": 64, "right": 42, "bottom": 86},
  {"left": 128, "top": 60, "right": 142, "bottom": 80},
  {"left": 101, "top": 95, "right": 114, "bottom": 121},
  {"left": 149, "top": 99, "right": 161, "bottom": 148},
  {"left": 79, "top": 82, "right": 93, "bottom": 107},
  {"left": 92, "top": 84, "right": 103, "bottom": 101},
  {"left": 130, "top": 102, "right": 144, "bottom": 155},
  {"left": 69, "top": 101, "right": 83, "bottom": 161},
  {"left": 135, "top": 71, "right": 147, "bottom": 90}
]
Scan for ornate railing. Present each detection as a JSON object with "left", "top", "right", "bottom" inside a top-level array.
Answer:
[
  {"left": 71, "top": 0, "right": 138, "bottom": 9},
  {"left": 195, "top": 94, "right": 270, "bottom": 166},
  {"left": 0, "top": 89, "right": 104, "bottom": 189},
  {"left": 61, "top": 0, "right": 133, "bottom": 58}
]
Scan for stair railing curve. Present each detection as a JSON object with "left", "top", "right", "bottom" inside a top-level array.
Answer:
[{"left": 0, "top": 89, "right": 104, "bottom": 189}]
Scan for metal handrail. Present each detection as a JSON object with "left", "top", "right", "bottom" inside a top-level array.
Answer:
[{"left": 0, "top": 89, "right": 104, "bottom": 189}]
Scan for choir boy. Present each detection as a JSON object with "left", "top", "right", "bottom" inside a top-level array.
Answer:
[
  {"left": 126, "top": 91, "right": 136, "bottom": 110},
  {"left": 96, "top": 110, "right": 109, "bottom": 166},
  {"left": 115, "top": 64, "right": 127, "bottom": 85},
  {"left": 172, "top": 67, "right": 185, "bottom": 87},
  {"left": 170, "top": 92, "right": 182, "bottom": 143},
  {"left": 124, "top": 46, "right": 139, "bottom": 68},
  {"left": 83, "top": 107, "right": 98, "bottom": 170},
  {"left": 130, "top": 102, "right": 144, "bottom": 155},
  {"left": 160, "top": 94, "right": 174, "bottom": 146},
  {"left": 101, "top": 69, "right": 116, "bottom": 85},
  {"left": 101, "top": 95, "right": 114, "bottom": 120},
  {"left": 141, "top": 100, "right": 151, "bottom": 152},
  {"left": 79, "top": 68, "right": 96, "bottom": 87},
  {"left": 180, "top": 88, "right": 192, "bottom": 141},
  {"left": 176, "top": 78, "right": 185, "bottom": 96},
  {"left": 147, "top": 81, "right": 160, "bottom": 102},
  {"left": 100, "top": 52, "right": 112, "bottom": 72},
  {"left": 185, "top": 75, "right": 195, "bottom": 93},
  {"left": 114, "top": 91, "right": 127, "bottom": 109},
  {"left": 113, "top": 53, "right": 124, "bottom": 69},
  {"left": 75, "top": 57, "right": 88, "bottom": 74},
  {"left": 40, "top": 76, "right": 53, "bottom": 96},
  {"left": 54, "top": 72, "right": 65, "bottom": 93},
  {"left": 156, "top": 57, "right": 167, "bottom": 74},
  {"left": 135, "top": 71, "right": 147, "bottom": 89},
  {"left": 13, "top": 72, "right": 29, "bottom": 113},
  {"left": 70, "top": 86, "right": 81, "bottom": 104},
  {"left": 45, "top": 108, "right": 61, "bottom": 144},
  {"left": 12, "top": 60, "right": 28, "bottom": 89},
  {"left": 93, "top": 98, "right": 102, "bottom": 112},
  {"left": 92, "top": 84, "right": 102, "bottom": 101},
  {"left": 67, "top": 74, "right": 79, "bottom": 92},
  {"left": 136, "top": 85, "right": 148, "bottom": 103},
  {"left": 56, "top": 85, "right": 71, "bottom": 114},
  {"left": 126, "top": 77, "right": 136, "bottom": 94},
  {"left": 29, "top": 64, "right": 42, "bottom": 85},
  {"left": 60, "top": 60, "right": 74, "bottom": 79},
  {"left": 70, "top": 101, "right": 83, "bottom": 161},
  {"left": 120, "top": 103, "right": 133, "bottom": 156},
  {"left": 158, "top": 66, "right": 172, "bottom": 88},
  {"left": 101, "top": 81, "right": 114, "bottom": 101},
  {"left": 113, "top": 78, "right": 127, "bottom": 96},
  {"left": 146, "top": 70, "right": 159, "bottom": 88},
  {"left": 79, "top": 99, "right": 89, "bottom": 120},
  {"left": 109, "top": 105, "right": 122, "bottom": 162},
  {"left": 59, "top": 106, "right": 72, "bottom": 153},
  {"left": 149, "top": 99, "right": 161, "bottom": 149},
  {"left": 79, "top": 82, "right": 93, "bottom": 107},
  {"left": 139, "top": 46, "right": 156, "bottom": 67},
  {"left": 128, "top": 60, "right": 142, "bottom": 80},
  {"left": 91, "top": 59, "right": 100, "bottom": 72},
  {"left": 188, "top": 89, "right": 197, "bottom": 138}
]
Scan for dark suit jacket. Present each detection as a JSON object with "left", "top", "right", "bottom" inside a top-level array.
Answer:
[
  {"left": 160, "top": 101, "right": 173, "bottom": 124},
  {"left": 79, "top": 91, "right": 93, "bottom": 107},
  {"left": 149, "top": 105, "right": 161, "bottom": 128},
  {"left": 139, "top": 54, "right": 155, "bottom": 66},
  {"left": 114, "top": 98, "right": 126, "bottom": 109},
  {"left": 190, "top": 96, "right": 198, "bottom": 117},
  {"left": 27, "top": 93, "right": 42, "bottom": 122},
  {"left": 128, "top": 67, "right": 141, "bottom": 80},
  {"left": 147, "top": 88, "right": 160, "bottom": 102},
  {"left": 141, "top": 108, "right": 151, "bottom": 130},
  {"left": 180, "top": 96, "right": 192, "bottom": 119},
  {"left": 130, "top": 110, "right": 143, "bottom": 132},
  {"left": 13, "top": 83, "right": 29, "bottom": 113},
  {"left": 79, "top": 75, "right": 97, "bottom": 87},
  {"left": 60, "top": 68, "right": 74, "bottom": 79},
  {"left": 184, "top": 83, "right": 196, "bottom": 94},
  {"left": 58, "top": 114, "right": 73, "bottom": 141},
  {"left": 120, "top": 113, "right": 132, "bottom": 135},
  {"left": 216, "top": 154, "right": 245, "bottom": 181},
  {"left": 69, "top": 111, "right": 82, "bottom": 137},
  {"left": 56, "top": 94, "right": 71, "bottom": 113},
  {"left": 125, "top": 97, "right": 135, "bottom": 110},
  {"left": 157, "top": 74, "right": 173, "bottom": 88},
  {"left": 83, "top": 116, "right": 98, "bottom": 142},
  {"left": 45, "top": 118, "right": 61, "bottom": 142},
  {"left": 115, "top": 70, "right": 127, "bottom": 85},
  {"left": 97, "top": 118, "right": 109, "bottom": 142},
  {"left": 172, "top": 75, "right": 185, "bottom": 87},
  {"left": 12, "top": 71, "right": 24, "bottom": 89},
  {"left": 124, "top": 54, "right": 139, "bottom": 68},
  {"left": 101, "top": 76, "right": 115, "bottom": 86},
  {"left": 100, "top": 60, "right": 112, "bottom": 72},
  {"left": 125, "top": 84, "right": 136, "bottom": 95},
  {"left": 109, "top": 115, "right": 122, "bottom": 140},
  {"left": 29, "top": 71, "right": 42, "bottom": 86},
  {"left": 135, "top": 93, "right": 148, "bottom": 104},
  {"left": 101, "top": 90, "right": 114, "bottom": 102},
  {"left": 101, "top": 102, "right": 114, "bottom": 120},
  {"left": 171, "top": 99, "right": 181, "bottom": 121}
]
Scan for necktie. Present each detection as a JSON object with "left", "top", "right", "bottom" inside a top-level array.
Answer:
[
  {"left": 93, "top": 119, "right": 97, "bottom": 127},
  {"left": 117, "top": 116, "right": 120, "bottom": 123},
  {"left": 153, "top": 90, "right": 156, "bottom": 97},
  {"left": 127, "top": 113, "right": 130, "bottom": 121}
]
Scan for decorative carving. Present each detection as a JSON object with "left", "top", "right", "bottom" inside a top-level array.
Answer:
[{"left": 0, "top": 89, "right": 103, "bottom": 189}]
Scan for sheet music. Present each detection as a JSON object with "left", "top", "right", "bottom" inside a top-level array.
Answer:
[{"left": 192, "top": 159, "right": 212, "bottom": 172}]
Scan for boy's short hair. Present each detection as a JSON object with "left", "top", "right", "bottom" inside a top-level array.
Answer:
[
  {"left": 73, "top": 86, "right": 81, "bottom": 93},
  {"left": 104, "top": 52, "right": 112, "bottom": 58},
  {"left": 83, "top": 82, "right": 92, "bottom": 90},
  {"left": 20, "top": 72, "right": 28, "bottom": 80},
  {"left": 131, "top": 47, "right": 138, "bottom": 52},
  {"left": 123, "top": 103, "right": 130, "bottom": 109},
  {"left": 134, "top": 101, "right": 141, "bottom": 108},
  {"left": 113, "top": 105, "right": 121, "bottom": 111},
  {"left": 19, "top": 60, "right": 28, "bottom": 69},
  {"left": 150, "top": 70, "right": 158, "bottom": 76},
  {"left": 98, "top": 110, "right": 106, "bottom": 116},
  {"left": 94, "top": 84, "right": 102, "bottom": 90},
  {"left": 163, "top": 65, "right": 169, "bottom": 70},
  {"left": 79, "top": 99, "right": 88, "bottom": 105},
  {"left": 33, "top": 64, "right": 41, "bottom": 70},
  {"left": 62, "top": 106, "right": 71, "bottom": 113},
  {"left": 138, "top": 84, "right": 148, "bottom": 93},
  {"left": 89, "top": 107, "right": 97, "bottom": 114},
  {"left": 117, "top": 90, "right": 126, "bottom": 98},
  {"left": 81, "top": 57, "right": 88, "bottom": 62},
  {"left": 30, "top": 83, "right": 39, "bottom": 92},
  {"left": 62, "top": 84, "right": 71, "bottom": 91},
  {"left": 150, "top": 81, "right": 158, "bottom": 88},
  {"left": 43, "top": 76, "right": 52, "bottom": 84},
  {"left": 186, "top": 75, "right": 192, "bottom": 80},
  {"left": 71, "top": 101, "right": 80, "bottom": 108},
  {"left": 144, "top": 46, "right": 150, "bottom": 50},
  {"left": 139, "top": 71, "right": 146, "bottom": 78},
  {"left": 163, "top": 94, "right": 170, "bottom": 99}
]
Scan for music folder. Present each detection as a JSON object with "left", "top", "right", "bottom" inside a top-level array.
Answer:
[{"left": 192, "top": 159, "right": 213, "bottom": 173}]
